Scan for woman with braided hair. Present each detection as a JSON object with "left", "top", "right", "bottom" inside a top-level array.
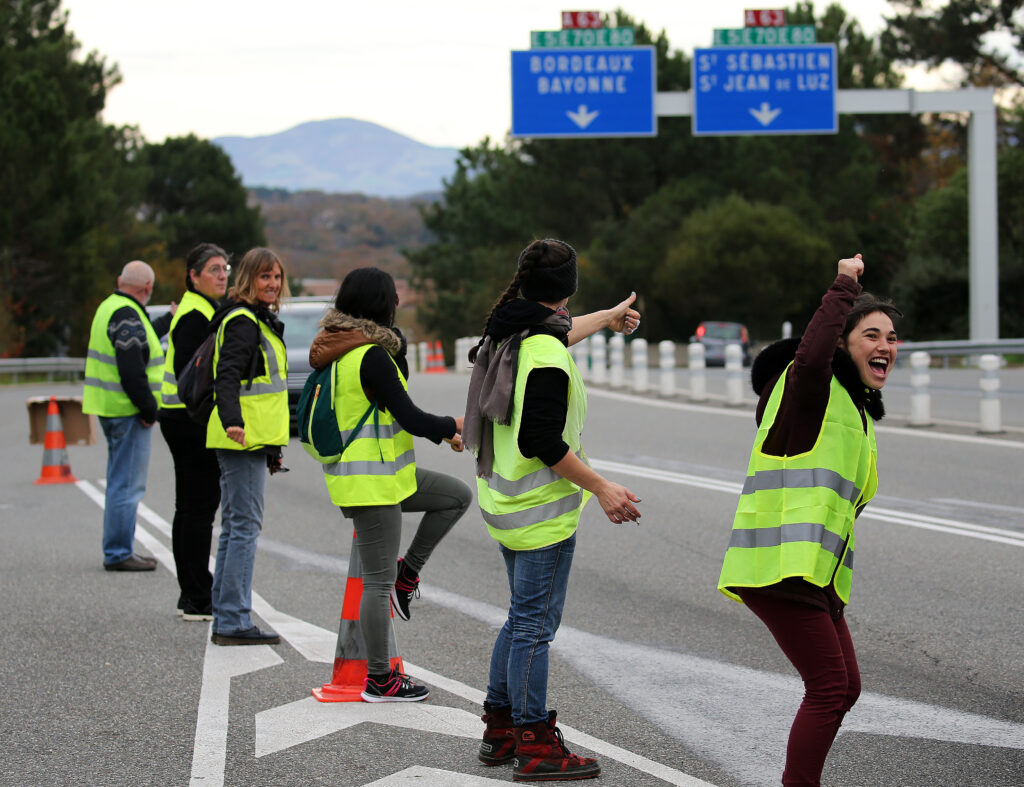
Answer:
[{"left": 463, "top": 238, "right": 642, "bottom": 782}]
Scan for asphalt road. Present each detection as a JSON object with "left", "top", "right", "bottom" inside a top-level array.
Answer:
[{"left": 3, "top": 374, "right": 1022, "bottom": 787}]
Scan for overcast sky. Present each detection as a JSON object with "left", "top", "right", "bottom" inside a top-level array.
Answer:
[{"left": 63, "top": 0, "right": 910, "bottom": 149}]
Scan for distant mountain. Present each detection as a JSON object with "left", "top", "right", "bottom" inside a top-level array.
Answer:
[{"left": 214, "top": 118, "right": 460, "bottom": 198}]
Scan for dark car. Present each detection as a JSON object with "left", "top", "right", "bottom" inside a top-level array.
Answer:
[
  {"left": 689, "top": 321, "right": 751, "bottom": 366},
  {"left": 279, "top": 297, "right": 334, "bottom": 434}
]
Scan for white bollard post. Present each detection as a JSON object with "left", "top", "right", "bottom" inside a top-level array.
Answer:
[
  {"left": 417, "top": 341, "right": 429, "bottom": 374},
  {"left": 978, "top": 354, "right": 1003, "bottom": 433},
  {"left": 572, "top": 337, "right": 590, "bottom": 381},
  {"left": 609, "top": 334, "right": 625, "bottom": 388},
  {"left": 659, "top": 340, "right": 676, "bottom": 397},
  {"left": 631, "top": 338, "right": 649, "bottom": 393},
  {"left": 591, "top": 334, "right": 607, "bottom": 385},
  {"left": 782, "top": 320, "right": 793, "bottom": 339},
  {"left": 909, "top": 351, "right": 932, "bottom": 426},
  {"left": 688, "top": 342, "right": 706, "bottom": 401},
  {"left": 725, "top": 344, "right": 744, "bottom": 406}
]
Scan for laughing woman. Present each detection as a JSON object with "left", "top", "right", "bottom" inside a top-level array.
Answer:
[{"left": 718, "top": 254, "right": 902, "bottom": 787}]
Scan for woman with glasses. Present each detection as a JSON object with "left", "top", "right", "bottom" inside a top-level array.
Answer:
[{"left": 158, "top": 243, "right": 230, "bottom": 621}]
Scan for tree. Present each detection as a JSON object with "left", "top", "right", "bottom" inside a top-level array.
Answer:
[
  {"left": 655, "top": 195, "right": 833, "bottom": 339},
  {"left": 892, "top": 147, "right": 1024, "bottom": 338},
  {"left": 136, "top": 135, "right": 266, "bottom": 295},
  {"left": 882, "top": 0, "right": 1024, "bottom": 88},
  {"left": 0, "top": 0, "right": 144, "bottom": 355}
]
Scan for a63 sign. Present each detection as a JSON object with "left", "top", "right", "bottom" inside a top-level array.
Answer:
[{"left": 745, "top": 9, "right": 787, "bottom": 27}]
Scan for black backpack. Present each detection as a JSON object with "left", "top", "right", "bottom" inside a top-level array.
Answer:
[
  {"left": 177, "top": 331, "right": 219, "bottom": 424},
  {"left": 177, "top": 311, "right": 259, "bottom": 425}
]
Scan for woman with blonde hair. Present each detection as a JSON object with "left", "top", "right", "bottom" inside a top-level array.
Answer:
[{"left": 206, "top": 247, "right": 290, "bottom": 646}]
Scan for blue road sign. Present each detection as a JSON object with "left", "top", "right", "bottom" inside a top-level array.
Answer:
[
  {"left": 511, "top": 46, "right": 656, "bottom": 138},
  {"left": 692, "top": 44, "right": 837, "bottom": 136}
]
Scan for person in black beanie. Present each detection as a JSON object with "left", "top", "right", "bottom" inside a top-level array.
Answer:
[
  {"left": 463, "top": 238, "right": 642, "bottom": 782},
  {"left": 158, "top": 243, "right": 230, "bottom": 620}
]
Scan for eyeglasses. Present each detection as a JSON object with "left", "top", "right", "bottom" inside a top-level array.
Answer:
[{"left": 205, "top": 264, "right": 231, "bottom": 275}]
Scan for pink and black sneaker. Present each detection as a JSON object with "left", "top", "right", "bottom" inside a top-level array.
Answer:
[
  {"left": 360, "top": 668, "right": 429, "bottom": 703},
  {"left": 391, "top": 558, "right": 421, "bottom": 621}
]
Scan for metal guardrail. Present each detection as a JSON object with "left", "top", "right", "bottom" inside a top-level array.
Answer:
[
  {"left": 895, "top": 339, "right": 1024, "bottom": 368},
  {"left": 0, "top": 357, "right": 85, "bottom": 382}
]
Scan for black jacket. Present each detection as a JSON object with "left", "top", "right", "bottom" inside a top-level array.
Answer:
[{"left": 210, "top": 299, "right": 285, "bottom": 430}]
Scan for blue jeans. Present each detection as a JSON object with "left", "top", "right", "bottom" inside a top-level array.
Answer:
[
  {"left": 98, "top": 415, "right": 153, "bottom": 565},
  {"left": 212, "top": 450, "right": 266, "bottom": 634},
  {"left": 486, "top": 533, "right": 576, "bottom": 725}
]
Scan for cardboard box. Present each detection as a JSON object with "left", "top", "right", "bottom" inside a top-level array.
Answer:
[{"left": 27, "top": 397, "right": 97, "bottom": 446}]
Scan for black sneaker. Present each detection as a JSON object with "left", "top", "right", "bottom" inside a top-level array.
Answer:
[
  {"left": 182, "top": 604, "right": 214, "bottom": 622},
  {"left": 360, "top": 669, "right": 429, "bottom": 703},
  {"left": 390, "top": 558, "right": 420, "bottom": 621},
  {"left": 210, "top": 626, "right": 281, "bottom": 646}
]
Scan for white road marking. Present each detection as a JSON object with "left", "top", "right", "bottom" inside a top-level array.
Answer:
[
  {"left": 589, "top": 459, "right": 1024, "bottom": 548},
  {"left": 588, "top": 387, "right": 1024, "bottom": 450},
  {"left": 191, "top": 637, "right": 282, "bottom": 787},
  {"left": 363, "top": 767, "right": 510, "bottom": 786}
]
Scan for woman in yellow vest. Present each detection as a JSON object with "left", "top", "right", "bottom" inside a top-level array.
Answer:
[
  {"left": 206, "top": 247, "right": 290, "bottom": 646},
  {"left": 463, "top": 239, "right": 642, "bottom": 782},
  {"left": 718, "top": 255, "right": 901, "bottom": 787},
  {"left": 158, "top": 243, "right": 230, "bottom": 621},
  {"left": 308, "top": 267, "right": 471, "bottom": 701}
]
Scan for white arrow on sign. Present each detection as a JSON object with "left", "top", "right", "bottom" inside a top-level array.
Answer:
[
  {"left": 749, "top": 102, "right": 782, "bottom": 126},
  {"left": 567, "top": 105, "right": 599, "bottom": 129}
]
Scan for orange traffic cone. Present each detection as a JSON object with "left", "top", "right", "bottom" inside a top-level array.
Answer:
[
  {"left": 426, "top": 340, "right": 448, "bottom": 374},
  {"left": 34, "top": 396, "right": 78, "bottom": 485},
  {"left": 312, "top": 531, "right": 403, "bottom": 702}
]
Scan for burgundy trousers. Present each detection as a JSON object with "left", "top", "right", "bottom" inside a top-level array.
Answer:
[{"left": 742, "top": 593, "right": 861, "bottom": 787}]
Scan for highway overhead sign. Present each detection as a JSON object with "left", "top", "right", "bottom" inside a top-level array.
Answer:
[
  {"left": 692, "top": 44, "right": 838, "bottom": 136},
  {"left": 511, "top": 46, "right": 657, "bottom": 138}
]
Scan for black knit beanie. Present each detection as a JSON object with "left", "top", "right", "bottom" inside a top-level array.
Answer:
[{"left": 518, "top": 239, "right": 578, "bottom": 302}]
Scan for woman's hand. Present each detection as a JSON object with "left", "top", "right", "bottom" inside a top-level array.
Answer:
[
  {"left": 444, "top": 434, "right": 465, "bottom": 452},
  {"left": 608, "top": 291, "right": 641, "bottom": 335},
  {"left": 595, "top": 480, "right": 642, "bottom": 524},
  {"left": 838, "top": 254, "right": 863, "bottom": 282},
  {"left": 226, "top": 426, "right": 246, "bottom": 447}
]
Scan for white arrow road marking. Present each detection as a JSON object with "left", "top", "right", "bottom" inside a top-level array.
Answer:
[
  {"left": 192, "top": 638, "right": 283, "bottom": 787},
  {"left": 567, "top": 104, "right": 599, "bottom": 129},
  {"left": 749, "top": 102, "right": 782, "bottom": 126},
  {"left": 363, "top": 767, "right": 511, "bottom": 786}
]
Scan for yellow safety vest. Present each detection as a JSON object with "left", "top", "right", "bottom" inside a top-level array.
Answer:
[
  {"left": 477, "top": 334, "right": 591, "bottom": 551},
  {"left": 82, "top": 293, "right": 164, "bottom": 417},
  {"left": 718, "top": 362, "right": 878, "bottom": 604},
  {"left": 321, "top": 344, "right": 417, "bottom": 506},
  {"left": 160, "top": 291, "right": 216, "bottom": 408},
  {"left": 206, "top": 307, "right": 289, "bottom": 450}
]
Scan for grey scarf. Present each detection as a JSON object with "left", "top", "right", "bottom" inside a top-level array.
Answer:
[{"left": 463, "top": 310, "right": 572, "bottom": 478}]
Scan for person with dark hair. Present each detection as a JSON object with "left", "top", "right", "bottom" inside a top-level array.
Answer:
[
  {"left": 464, "top": 238, "right": 642, "bottom": 782},
  {"left": 308, "top": 266, "right": 471, "bottom": 701},
  {"left": 158, "top": 243, "right": 230, "bottom": 620},
  {"left": 718, "top": 254, "right": 901, "bottom": 787},
  {"left": 206, "top": 247, "right": 290, "bottom": 646}
]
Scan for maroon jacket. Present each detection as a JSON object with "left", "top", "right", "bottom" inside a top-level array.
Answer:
[{"left": 737, "top": 274, "right": 885, "bottom": 618}]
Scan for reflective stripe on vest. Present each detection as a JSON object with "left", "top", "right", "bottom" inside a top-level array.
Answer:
[
  {"left": 161, "top": 291, "right": 216, "bottom": 408},
  {"left": 477, "top": 334, "right": 590, "bottom": 551},
  {"left": 321, "top": 344, "right": 417, "bottom": 507},
  {"left": 82, "top": 293, "right": 164, "bottom": 416},
  {"left": 718, "top": 362, "right": 877, "bottom": 604},
  {"left": 205, "top": 307, "right": 289, "bottom": 450}
]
